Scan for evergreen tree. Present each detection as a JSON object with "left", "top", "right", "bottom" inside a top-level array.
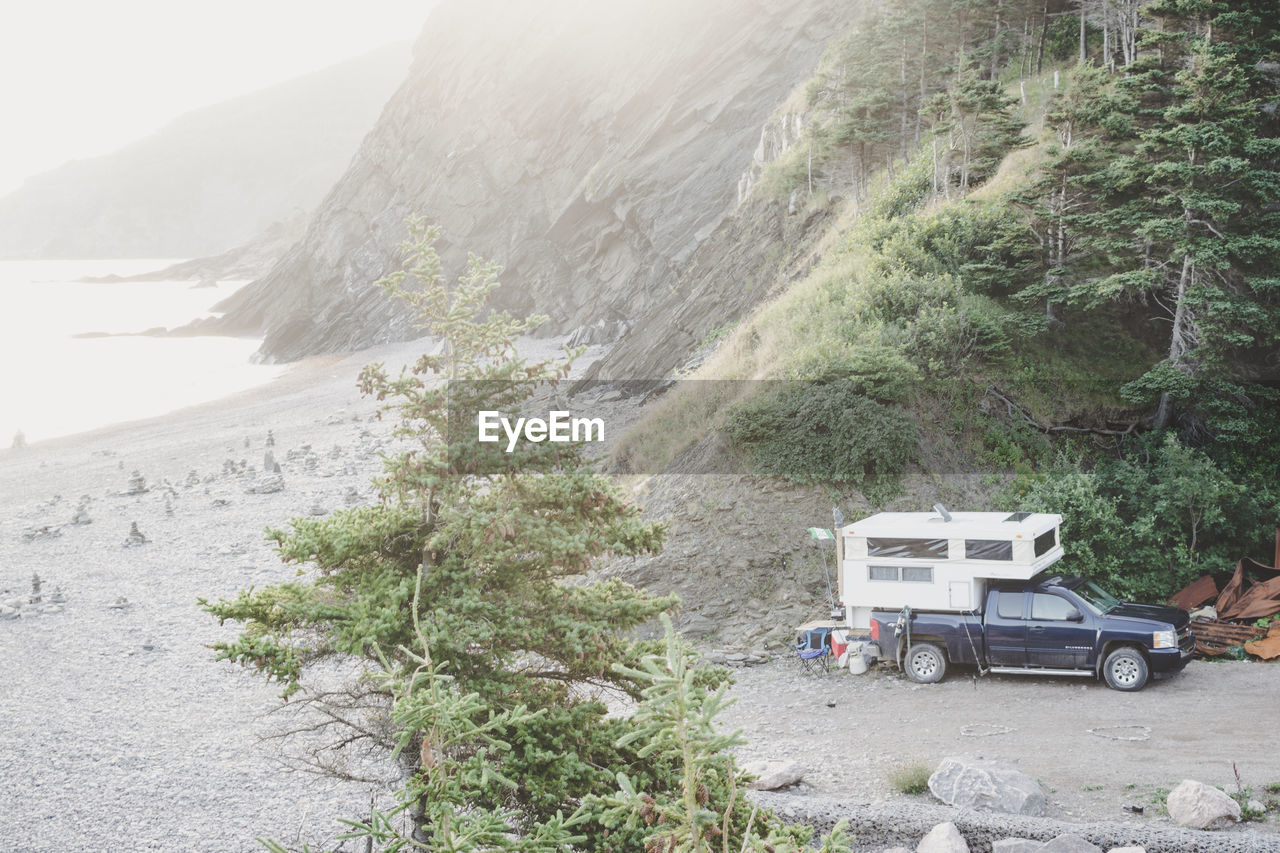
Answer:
[
  {"left": 1011, "top": 63, "right": 1132, "bottom": 320},
  {"left": 204, "top": 219, "right": 680, "bottom": 844},
  {"left": 1084, "top": 0, "right": 1280, "bottom": 431}
]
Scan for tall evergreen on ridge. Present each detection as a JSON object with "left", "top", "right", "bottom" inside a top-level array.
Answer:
[{"left": 1088, "top": 0, "right": 1280, "bottom": 432}]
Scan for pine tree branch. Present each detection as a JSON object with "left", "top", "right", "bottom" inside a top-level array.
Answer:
[{"left": 985, "top": 386, "right": 1143, "bottom": 436}]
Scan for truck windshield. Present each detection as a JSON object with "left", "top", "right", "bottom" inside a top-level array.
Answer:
[{"left": 1075, "top": 581, "right": 1121, "bottom": 615}]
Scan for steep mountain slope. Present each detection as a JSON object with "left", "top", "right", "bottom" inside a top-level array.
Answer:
[
  {"left": 215, "top": 0, "right": 858, "bottom": 363},
  {"left": 0, "top": 43, "right": 410, "bottom": 259}
]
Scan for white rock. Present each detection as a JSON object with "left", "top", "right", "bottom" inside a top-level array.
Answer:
[
  {"left": 244, "top": 473, "right": 285, "bottom": 494},
  {"left": 928, "top": 757, "right": 1047, "bottom": 816},
  {"left": 916, "top": 821, "right": 968, "bottom": 853},
  {"left": 1166, "top": 779, "right": 1241, "bottom": 829},
  {"left": 742, "top": 759, "right": 804, "bottom": 790},
  {"left": 992, "top": 840, "right": 1041, "bottom": 853},
  {"left": 1039, "top": 834, "right": 1102, "bottom": 853},
  {"left": 1107, "top": 847, "right": 1146, "bottom": 853}
]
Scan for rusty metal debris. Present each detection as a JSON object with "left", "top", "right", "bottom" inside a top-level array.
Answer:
[
  {"left": 1189, "top": 618, "right": 1266, "bottom": 657},
  {"left": 1171, "top": 529, "right": 1280, "bottom": 660},
  {"left": 1215, "top": 557, "right": 1280, "bottom": 620},
  {"left": 1244, "top": 623, "right": 1280, "bottom": 660}
]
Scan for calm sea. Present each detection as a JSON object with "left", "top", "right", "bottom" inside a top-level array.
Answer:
[{"left": 0, "top": 259, "right": 284, "bottom": 444}]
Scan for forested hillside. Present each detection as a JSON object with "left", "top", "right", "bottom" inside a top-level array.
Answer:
[{"left": 624, "top": 0, "right": 1280, "bottom": 602}]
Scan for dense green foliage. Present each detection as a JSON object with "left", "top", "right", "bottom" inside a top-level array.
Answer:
[
  {"left": 727, "top": 381, "right": 917, "bottom": 497},
  {"left": 589, "top": 616, "right": 853, "bottom": 853},
  {"left": 1009, "top": 427, "right": 1280, "bottom": 599},
  {"left": 712, "top": 0, "right": 1280, "bottom": 602},
  {"left": 207, "top": 222, "right": 852, "bottom": 851}
]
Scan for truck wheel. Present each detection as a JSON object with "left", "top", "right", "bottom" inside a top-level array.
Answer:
[
  {"left": 905, "top": 642, "right": 947, "bottom": 684},
  {"left": 1103, "top": 647, "right": 1149, "bottom": 691}
]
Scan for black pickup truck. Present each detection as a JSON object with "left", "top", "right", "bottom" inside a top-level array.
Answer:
[{"left": 868, "top": 574, "right": 1194, "bottom": 691}]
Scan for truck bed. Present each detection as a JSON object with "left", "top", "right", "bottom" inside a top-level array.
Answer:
[{"left": 870, "top": 609, "right": 986, "bottom": 667}]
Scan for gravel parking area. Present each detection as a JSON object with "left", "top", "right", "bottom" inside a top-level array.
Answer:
[{"left": 720, "top": 654, "right": 1280, "bottom": 833}]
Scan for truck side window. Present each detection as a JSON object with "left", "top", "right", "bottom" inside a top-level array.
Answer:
[
  {"left": 996, "top": 592, "right": 1023, "bottom": 619},
  {"left": 1031, "top": 593, "right": 1074, "bottom": 621}
]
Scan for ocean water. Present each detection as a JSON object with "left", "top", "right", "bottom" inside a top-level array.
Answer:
[{"left": 0, "top": 259, "right": 285, "bottom": 444}]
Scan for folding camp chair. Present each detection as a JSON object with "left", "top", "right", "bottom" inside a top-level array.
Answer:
[{"left": 795, "top": 626, "right": 832, "bottom": 674}]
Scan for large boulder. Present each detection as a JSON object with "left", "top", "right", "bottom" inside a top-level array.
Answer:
[
  {"left": 928, "top": 757, "right": 1047, "bottom": 816},
  {"left": 916, "top": 821, "right": 969, "bottom": 853},
  {"left": 742, "top": 759, "right": 804, "bottom": 791},
  {"left": 1039, "top": 835, "right": 1102, "bottom": 853},
  {"left": 992, "top": 841, "right": 1041, "bottom": 853},
  {"left": 1165, "top": 779, "right": 1240, "bottom": 829}
]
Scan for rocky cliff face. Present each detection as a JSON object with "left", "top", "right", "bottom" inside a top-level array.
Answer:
[{"left": 217, "top": 0, "right": 858, "bottom": 363}]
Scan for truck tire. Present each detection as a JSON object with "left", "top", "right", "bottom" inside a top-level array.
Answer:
[
  {"left": 1103, "top": 647, "right": 1148, "bottom": 691},
  {"left": 905, "top": 642, "right": 947, "bottom": 684}
]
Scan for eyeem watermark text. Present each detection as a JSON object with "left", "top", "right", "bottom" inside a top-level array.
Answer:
[{"left": 478, "top": 410, "right": 605, "bottom": 452}]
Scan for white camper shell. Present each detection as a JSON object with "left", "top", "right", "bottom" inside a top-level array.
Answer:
[{"left": 837, "top": 510, "right": 1064, "bottom": 629}]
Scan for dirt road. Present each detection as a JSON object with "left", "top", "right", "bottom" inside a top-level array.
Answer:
[{"left": 721, "top": 655, "right": 1280, "bottom": 831}]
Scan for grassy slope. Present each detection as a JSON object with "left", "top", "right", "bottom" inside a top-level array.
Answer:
[{"left": 616, "top": 66, "right": 1167, "bottom": 508}]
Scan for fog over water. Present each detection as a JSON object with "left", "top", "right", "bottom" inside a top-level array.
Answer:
[{"left": 0, "top": 260, "right": 284, "bottom": 443}]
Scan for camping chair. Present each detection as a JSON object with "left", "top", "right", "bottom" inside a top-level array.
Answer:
[{"left": 795, "top": 626, "right": 832, "bottom": 674}]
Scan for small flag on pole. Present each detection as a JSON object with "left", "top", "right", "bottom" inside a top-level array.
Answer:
[{"left": 808, "top": 527, "right": 834, "bottom": 540}]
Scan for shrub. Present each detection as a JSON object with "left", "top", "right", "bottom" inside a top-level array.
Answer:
[
  {"left": 789, "top": 341, "right": 920, "bottom": 402},
  {"left": 887, "top": 762, "right": 933, "bottom": 795},
  {"left": 727, "top": 381, "right": 917, "bottom": 497}
]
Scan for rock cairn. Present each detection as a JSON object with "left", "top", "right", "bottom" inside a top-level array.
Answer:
[
  {"left": 125, "top": 470, "right": 148, "bottom": 495},
  {"left": 70, "top": 496, "right": 92, "bottom": 525},
  {"left": 123, "top": 521, "right": 149, "bottom": 547}
]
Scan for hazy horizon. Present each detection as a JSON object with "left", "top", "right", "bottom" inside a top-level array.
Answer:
[{"left": 0, "top": 1, "right": 430, "bottom": 197}]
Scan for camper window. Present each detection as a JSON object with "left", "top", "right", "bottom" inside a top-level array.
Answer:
[
  {"left": 1034, "top": 528, "right": 1057, "bottom": 557},
  {"left": 867, "top": 565, "right": 934, "bottom": 583},
  {"left": 964, "top": 539, "right": 1013, "bottom": 561},
  {"left": 901, "top": 566, "right": 933, "bottom": 583},
  {"left": 866, "top": 538, "right": 948, "bottom": 559}
]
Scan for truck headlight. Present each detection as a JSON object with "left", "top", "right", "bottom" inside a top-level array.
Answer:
[{"left": 1152, "top": 630, "right": 1176, "bottom": 649}]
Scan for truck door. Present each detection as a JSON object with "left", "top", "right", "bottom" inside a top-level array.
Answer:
[
  {"left": 985, "top": 590, "right": 1027, "bottom": 666},
  {"left": 1026, "top": 593, "right": 1094, "bottom": 669}
]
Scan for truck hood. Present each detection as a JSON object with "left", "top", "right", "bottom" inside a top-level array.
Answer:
[{"left": 1106, "top": 602, "right": 1190, "bottom": 631}]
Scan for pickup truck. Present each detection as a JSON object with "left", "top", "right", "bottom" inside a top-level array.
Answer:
[{"left": 868, "top": 573, "right": 1194, "bottom": 691}]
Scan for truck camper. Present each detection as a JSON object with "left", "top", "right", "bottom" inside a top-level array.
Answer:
[
  {"left": 832, "top": 506, "right": 1192, "bottom": 691},
  {"left": 837, "top": 507, "right": 1063, "bottom": 630}
]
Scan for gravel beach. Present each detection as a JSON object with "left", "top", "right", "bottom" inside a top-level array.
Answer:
[{"left": 0, "top": 337, "right": 601, "bottom": 851}]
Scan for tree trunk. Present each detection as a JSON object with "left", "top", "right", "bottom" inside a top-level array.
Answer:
[
  {"left": 1079, "top": 0, "right": 1088, "bottom": 64},
  {"left": 916, "top": 20, "right": 928, "bottom": 149},
  {"left": 1102, "top": 0, "right": 1111, "bottom": 69},
  {"left": 901, "top": 35, "right": 910, "bottom": 165},
  {"left": 991, "top": 0, "right": 1004, "bottom": 79},
  {"left": 1036, "top": 0, "right": 1050, "bottom": 73},
  {"left": 1153, "top": 253, "right": 1195, "bottom": 429}
]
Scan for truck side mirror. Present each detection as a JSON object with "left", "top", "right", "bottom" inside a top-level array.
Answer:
[{"left": 1067, "top": 607, "right": 1084, "bottom": 622}]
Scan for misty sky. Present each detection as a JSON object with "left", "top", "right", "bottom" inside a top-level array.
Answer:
[{"left": 0, "top": 1, "right": 429, "bottom": 196}]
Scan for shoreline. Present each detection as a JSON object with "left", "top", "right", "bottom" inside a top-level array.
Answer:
[{"left": 0, "top": 334, "right": 574, "bottom": 850}]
